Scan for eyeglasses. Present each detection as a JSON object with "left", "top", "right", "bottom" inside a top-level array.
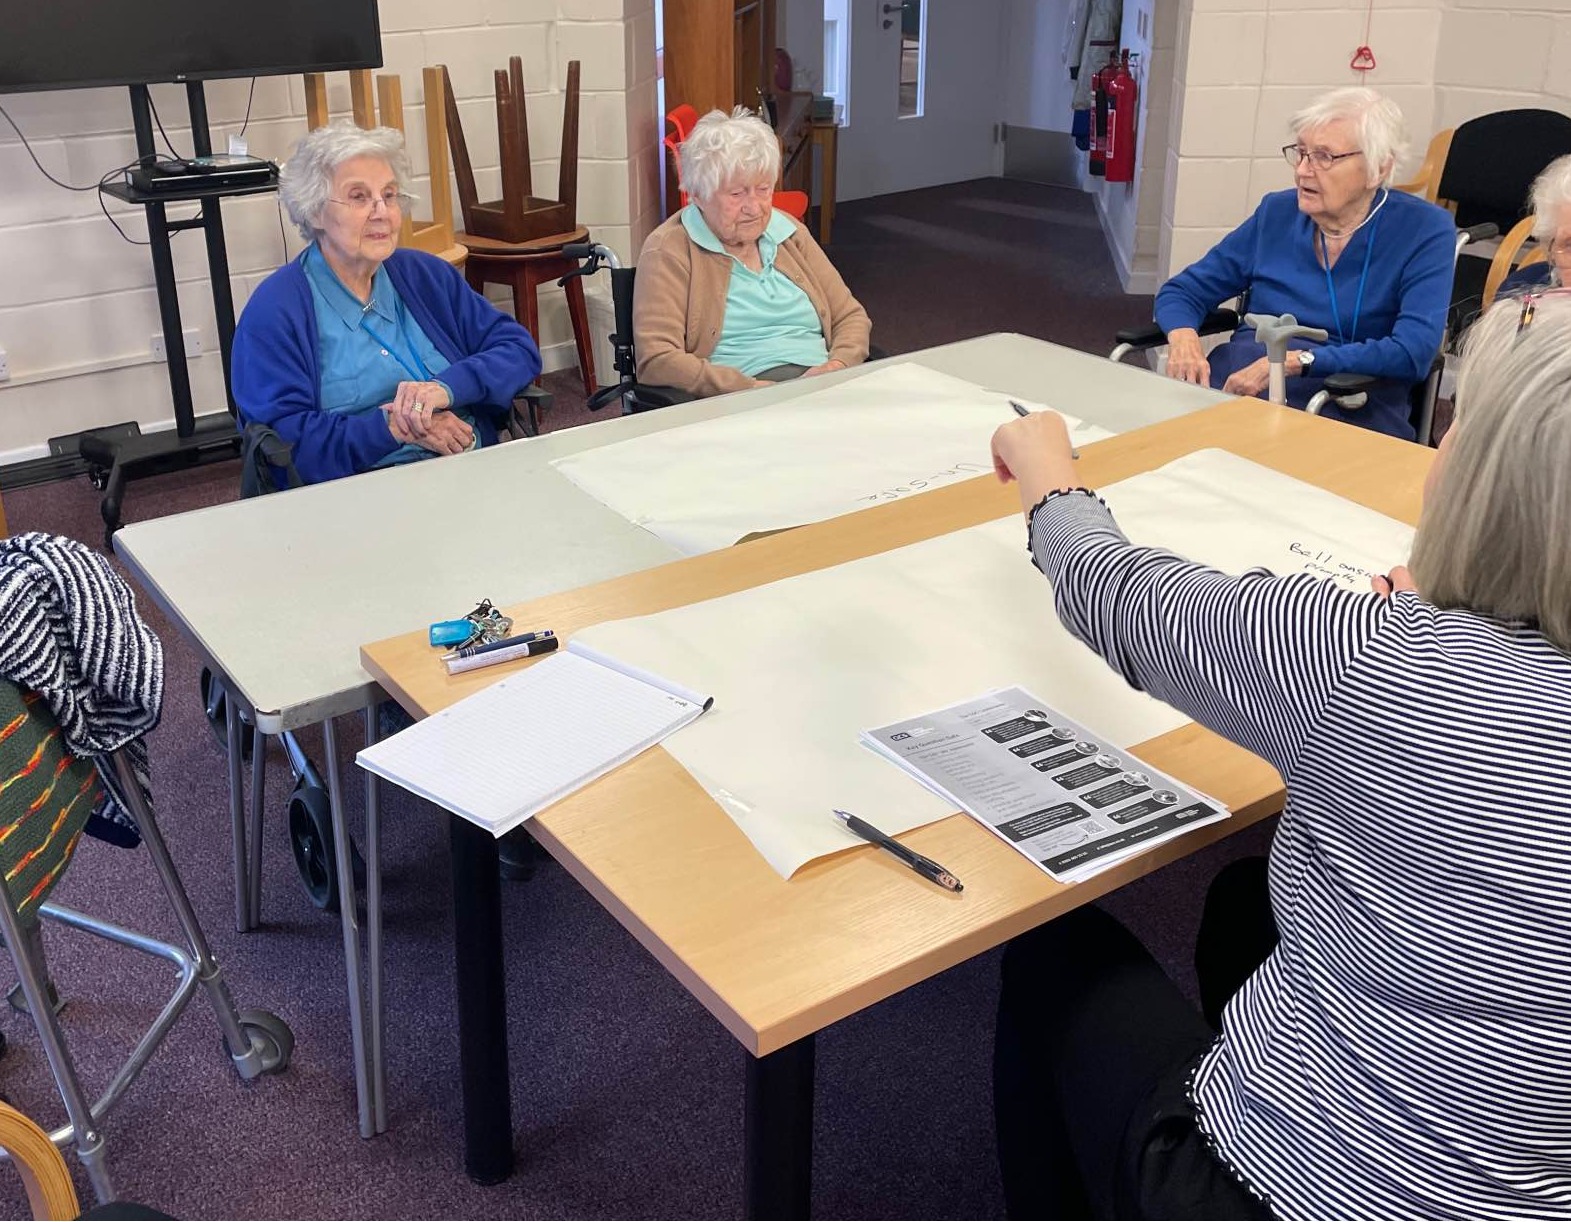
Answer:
[
  {"left": 1548, "top": 237, "right": 1571, "bottom": 266},
  {"left": 1515, "top": 286, "right": 1571, "bottom": 341},
  {"left": 1282, "top": 144, "right": 1363, "bottom": 171},
  {"left": 327, "top": 190, "right": 414, "bottom": 214}
]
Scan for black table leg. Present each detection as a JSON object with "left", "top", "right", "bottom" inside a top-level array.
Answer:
[
  {"left": 744, "top": 1035, "right": 815, "bottom": 1219},
  {"left": 449, "top": 815, "right": 513, "bottom": 1184}
]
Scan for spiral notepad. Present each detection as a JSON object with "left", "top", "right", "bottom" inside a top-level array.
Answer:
[{"left": 355, "top": 642, "right": 712, "bottom": 837}]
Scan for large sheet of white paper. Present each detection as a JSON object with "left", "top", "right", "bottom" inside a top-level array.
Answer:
[
  {"left": 574, "top": 450, "right": 1416, "bottom": 878},
  {"left": 550, "top": 364, "right": 1113, "bottom": 555}
]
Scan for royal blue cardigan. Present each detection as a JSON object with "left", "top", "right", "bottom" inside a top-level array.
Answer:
[
  {"left": 232, "top": 248, "right": 542, "bottom": 485},
  {"left": 1154, "top": 189, "right": 1456, "bottom": 439}
]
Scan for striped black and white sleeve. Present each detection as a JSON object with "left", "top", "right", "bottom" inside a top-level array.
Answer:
[{"left": 1028, "top": 491, "right": 1390, "bottom": 779}]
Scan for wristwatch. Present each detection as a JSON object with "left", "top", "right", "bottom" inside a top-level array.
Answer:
[{"left": 1297, "top": 350, "right": 1316, "bottom": 372}]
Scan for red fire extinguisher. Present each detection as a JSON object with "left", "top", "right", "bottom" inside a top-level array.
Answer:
[
  {"left": 1104, "top": 50, "right": 1139, "bottom": 184},
  {"left": 1088, "top": 48, "right": 1118, "bottom": 177}
]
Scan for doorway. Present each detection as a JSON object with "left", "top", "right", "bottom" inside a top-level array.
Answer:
[{"left": 834, "top": 0, "right": 1010, "bottom": 202}]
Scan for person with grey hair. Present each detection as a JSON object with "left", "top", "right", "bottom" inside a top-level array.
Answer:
[
  {"left": 985, "top": 290, "right": 1571, "bottom": 1217},
  {"left": 1499, "top": 152, "right": 1571, "bottom": 296},
  {"left": 632, "top": 107, "right": 870, "bottom": 399},
  {"left": 1154, "top": 86, "right": 1456, "bottom": 440},
  {"left": 232, "top": 120, "right": 540, "bottom": 485}
]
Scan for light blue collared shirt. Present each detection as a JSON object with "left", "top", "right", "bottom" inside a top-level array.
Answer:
[
  {"left": 302, "top": 243, "right": 466, "bottom": 467},
  {"left": 681, "top": 205, "right": 829, "bottom": 376}
]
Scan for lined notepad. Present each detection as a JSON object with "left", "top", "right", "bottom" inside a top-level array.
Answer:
[{"left": 356, "top": 642, "right": 712, "bottom": 836}]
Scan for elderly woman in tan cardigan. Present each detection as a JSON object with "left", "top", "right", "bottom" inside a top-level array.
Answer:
[{"left": 633, "top": 107, "right": 871, "bottom": 398}]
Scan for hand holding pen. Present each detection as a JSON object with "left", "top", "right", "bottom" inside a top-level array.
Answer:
[
  {"left": 833, "top": 809, "right": 963, "bottom": 892},
  {"left": 1010, "top": 400, "right": 1079, "bottom": 459},
  {"left": 993, "top": 406, "right": 1083, "bottom": 519}
]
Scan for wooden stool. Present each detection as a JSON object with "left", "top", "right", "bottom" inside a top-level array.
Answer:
[{"left": 461, "top": 226, "right": 597, "bottom": 397}]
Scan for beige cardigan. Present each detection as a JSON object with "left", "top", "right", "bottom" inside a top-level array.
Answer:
[{"left": 632, "top": 211, "right": 872, "bottom": 398}]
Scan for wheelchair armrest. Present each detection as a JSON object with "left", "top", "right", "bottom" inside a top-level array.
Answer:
[
  {"left": 627, "top": 384, "right": 696, "bottom": 412},
  {"left": 239, "top": 421, "right": 302, "bottom": 498},
  {"left": 1111, "top": 309, "right": 1238, "bottom": 357},
  {"left": 1459, "top": 222, "right": 1498, "bottom": 247},
  {"left": 1322, "top": 372, "right": 1377, "bottom": 395},
  {"left": 508, "top": 385, "right": 553, "bottom": 439}
]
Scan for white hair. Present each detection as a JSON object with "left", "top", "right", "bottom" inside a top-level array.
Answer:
[
  {"left": 1408, "top": 294, "right": 1571, "bottom": 653},
  {"left": 679, "top": 107, "right": 780, "bottom": 206},
  {"left": 278, "top": 120, "right": 412, "bottom": 243},
  {"left": 1530, "top": 153, "right": 1571, "bottom": 245},
  {"left": 1290, "top": 87, "right": 1409, "bottom": 188}
]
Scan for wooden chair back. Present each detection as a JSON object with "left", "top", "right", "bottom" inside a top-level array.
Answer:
[
  {"left": 1482, "top": 214, "right": 1551, "bottom": 309},
  {"left": 441, "top": 57, "right": 580, "bottom": 244},
  {"left": 302, "top": 67, "right": 459, "bottom": 261},
  {"left": 0, "top": 1101, "right": 78, "bottom": 1219}
]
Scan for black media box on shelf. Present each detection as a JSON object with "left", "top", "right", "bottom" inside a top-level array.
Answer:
[{"left": 125, "top": 155, "right": 278, "bottom": 194}]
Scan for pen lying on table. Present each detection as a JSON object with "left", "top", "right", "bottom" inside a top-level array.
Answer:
[
  {"left": 832, "top": 809, "right": 963, "bottom": 892},
  {"left": 1009, "top": 399, "right": 1079, "bottom": 459}
]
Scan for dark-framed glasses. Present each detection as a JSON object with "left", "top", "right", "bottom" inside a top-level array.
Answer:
[
  {"left": 1515, "top": 286, "right": 1571, "bottom": 340},
  {"left": 1282, "top": 144, "right": 1363, "bottom": 171}
]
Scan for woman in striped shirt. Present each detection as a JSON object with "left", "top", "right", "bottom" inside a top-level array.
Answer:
[{"left": 988, "top": 293, "right": 1571, "bottom": 1220}]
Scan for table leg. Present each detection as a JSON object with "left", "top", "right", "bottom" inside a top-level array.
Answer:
[
  {"left": 322, "top": 716, "right": 375, "bottom": 1139},
  {"left": 743, "top": 1035, "right": 815, "bottom": 1219},
  {"left": 223, "top": 688, "right": 252, "bottom": 933},
  {"left": 247, "top": 720, "right": 266, "bottom": 929},
  {"left": 363, "top": 699, "right": 388, "bottom": 1134},
  {"left": 449, "top": 814, "right": 513, "bottom": 1184}
]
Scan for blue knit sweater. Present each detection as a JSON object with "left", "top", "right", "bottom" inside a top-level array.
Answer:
[
  {"left": 1154, "top": 189, "right": 1456, "bottom": 439},
  {"left": 233, "top": 248, "right": 542, "bottom": 484}
]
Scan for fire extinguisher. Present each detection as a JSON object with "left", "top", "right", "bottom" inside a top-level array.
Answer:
[
  {"left": 1105, "top": 50, "right": 1140, "bottom": 184},
  {"left": 1088, "top": 48, "right": 1118, "bottom": 177}
]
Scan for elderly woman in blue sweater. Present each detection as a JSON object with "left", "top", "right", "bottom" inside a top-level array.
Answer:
[
  {"left": 1155, "top": 87, "right": 1454, "bottom": 440},
  {"left": 233, "top": 122, "right": 541, "bottom": 485}
]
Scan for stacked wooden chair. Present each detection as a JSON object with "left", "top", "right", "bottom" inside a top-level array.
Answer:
[
  {"left": 303, "top": 66, "right": 464, "bottom": 266},
  {"left": 442, "top": 57, "right": 597, "bottom": 396}
]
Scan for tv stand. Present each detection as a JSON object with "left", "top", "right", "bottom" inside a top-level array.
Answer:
[{"left": 80, "top": 81, "right": 278, "bottom": 544}]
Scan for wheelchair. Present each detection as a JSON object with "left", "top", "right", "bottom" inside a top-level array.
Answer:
[
  {"left": 203, "top": 384, "right": 551, "bottom": 915},
  {"left": 1109, "top": 222, "right": 1498, "bottom": 447},
  {"left": 556, "top": 240, "right": 885, "bottom": 415}
]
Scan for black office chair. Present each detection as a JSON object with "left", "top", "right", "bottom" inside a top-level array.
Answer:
[
  {"left": 1110, "top": 223, "right": 1497, "bottom": 446},
  {"left": 204, "top": 385, "right": 551, "bottom": 915}
]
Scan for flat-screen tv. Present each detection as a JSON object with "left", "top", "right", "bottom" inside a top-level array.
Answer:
[{"left": 0, "top": 0, "right": 382, "bottom": 94}]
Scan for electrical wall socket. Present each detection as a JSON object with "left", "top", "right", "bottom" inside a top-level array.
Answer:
[
  {"left": 0, "top": 345, "right": 9, "bottom": 382},
  {"left": 150, "top": 329, "right": 203, "bottom": 361}
]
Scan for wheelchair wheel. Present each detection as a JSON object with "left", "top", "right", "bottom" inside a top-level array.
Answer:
[
  {"left": 197, "top": 667, "right": 253, "bottom": 761},
  {"left": 288, "top": 779, "right": 364, "bottom": 914}
]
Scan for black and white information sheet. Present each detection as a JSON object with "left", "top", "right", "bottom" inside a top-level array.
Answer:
[{"left": 862, "top": 687, "right": 1228, "bottom": 883}]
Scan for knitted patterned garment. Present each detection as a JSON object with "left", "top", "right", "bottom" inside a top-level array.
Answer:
[
  {"left": 0, "top": 534, "right": 164, "bottom": 847},
  {"left": 0, "top": 683, "right": 100, "bottom": 921}
]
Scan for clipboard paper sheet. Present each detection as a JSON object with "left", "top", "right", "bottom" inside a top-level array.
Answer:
[
  {"left": 550, "top": 364, "right": 1112, "bottom": 555},
  {"left": 575, "top": 449, "right": 1416, "bottom": 878}
]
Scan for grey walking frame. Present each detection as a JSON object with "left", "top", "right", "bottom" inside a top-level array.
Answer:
[
  {"left": 1109, "top": 223, "right": 1499, "bottom": 446},
  {"left": 0, "top": 737, "right": 292, "bottom": 1207}
]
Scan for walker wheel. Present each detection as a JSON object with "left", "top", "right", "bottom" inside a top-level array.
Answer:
[
  {"left": 198, "top": 667, "right": 254, "bottom": 761},
  {"left": 235, "top": 1008, "right": 294, "bottom": 1076},
  {"left": 288, "top": 780, "right": 364, "bottom": 914}
]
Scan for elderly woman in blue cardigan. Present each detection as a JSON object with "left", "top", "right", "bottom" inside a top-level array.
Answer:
[
  {"left": 233, "top": 121, "right": 541, "bottom": 485},
  {"left": 1155, "top": 87, "right": 1454, "bottom": 440}
]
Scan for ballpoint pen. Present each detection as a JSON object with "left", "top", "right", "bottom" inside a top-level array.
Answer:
[
  {"left": 832, "top": 809, "right": 963, "bottom": 892},
  {"left": 1009, "top": 399, "right": 1079, "bottom": 459}
]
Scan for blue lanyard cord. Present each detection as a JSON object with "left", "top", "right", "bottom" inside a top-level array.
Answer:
[
  {"left": 1320, "top": 201, "right": 1382, "bottom": 346},
  {"left": 361, "top": 307, "right": 434, "bottom": 384}
]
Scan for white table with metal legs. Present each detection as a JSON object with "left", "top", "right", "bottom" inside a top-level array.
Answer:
[{"left": 111, "top": 332, "right": 1229, "bottom": 1137}]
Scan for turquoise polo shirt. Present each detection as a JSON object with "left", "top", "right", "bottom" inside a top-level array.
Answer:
[
  {"left": 681, "top": 205, "right": 830, "bottom": 375},
  {"left": 302, "top": 243, "right": 469, "bottom": 467}
]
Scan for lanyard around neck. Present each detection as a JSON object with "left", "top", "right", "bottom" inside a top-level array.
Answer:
[
  {"left": 360, "top": 307, "right": 434, "bottom": 383},
  {"left": 1319, "top": 206, "right": 1381, "bottom": 346}
]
